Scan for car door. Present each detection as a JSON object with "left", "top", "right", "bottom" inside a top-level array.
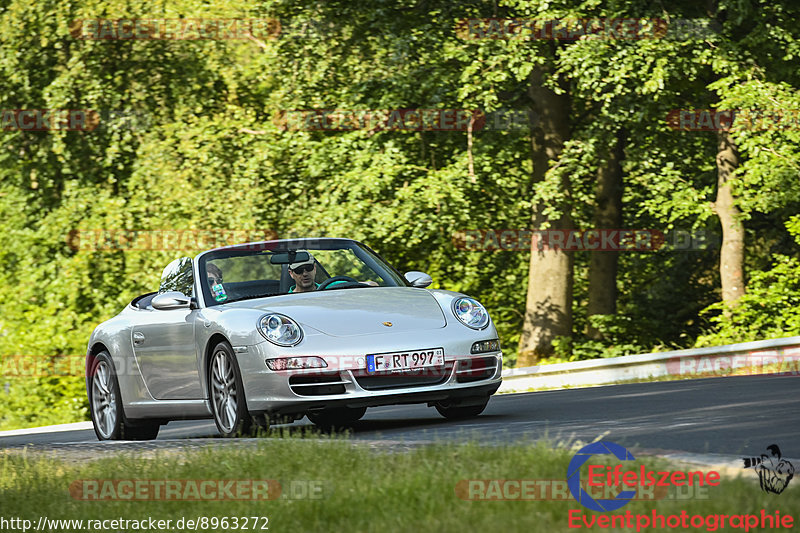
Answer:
[{"left": 131, "top": 257, "right": 204, "bottom": 400}]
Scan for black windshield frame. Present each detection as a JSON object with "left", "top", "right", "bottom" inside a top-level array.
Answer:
[{"left": 196, "top": 238, "right": 409, "bottom": 307}]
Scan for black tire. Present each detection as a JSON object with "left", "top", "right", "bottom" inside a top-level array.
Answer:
[
  {"left": 88, "top": 351, "right": 160, "bottom": 440},
  {"left": 435, "top": 399, "right": 489, "bottom": 420},
  {"left": 122, "top": 421, "right": 161, "bottom": 440},
  {"left": 208, "top": 340, "right": 252, "bottom": 437},
  {"left": 307, "top": 406, "right": 367, "bottom": 429}
]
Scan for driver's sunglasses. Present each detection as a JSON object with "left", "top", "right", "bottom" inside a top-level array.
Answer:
[
  {"left": 291, "top": 264, "right": 314, "bottom": 274},
  {"left": 208, "top": 276, "right": 223, "bottom": 284}
]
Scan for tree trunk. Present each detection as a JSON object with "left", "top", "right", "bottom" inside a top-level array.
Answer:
[
  {"left": 518, "top": 66, "right": 572, "bottom": 366},
  {"left": 587, "top": 131, "right": 624, "bottom": 339},
  {"left": 714, "top": 131, "right": 745, "bottom": 303}
]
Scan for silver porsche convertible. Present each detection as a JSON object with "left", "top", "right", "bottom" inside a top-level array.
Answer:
[{"left": 85, "top": 238, "right": 502, "bottom": 440}]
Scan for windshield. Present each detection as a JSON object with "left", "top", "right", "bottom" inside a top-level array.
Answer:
[{"left": 197, "top": 239, "right": 408, "bottom": 306}]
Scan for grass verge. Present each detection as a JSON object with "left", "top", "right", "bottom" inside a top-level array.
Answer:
[{"left": 2, "top": 435, "right": 797, "bottom": 532}]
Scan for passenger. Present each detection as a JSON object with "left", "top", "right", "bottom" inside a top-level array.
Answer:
[
  {"left": 206, "top": 263, "right": 227, "bottom": 302},
  {"left": 206, "top": 263, "right": 223, "bottom": 288}
]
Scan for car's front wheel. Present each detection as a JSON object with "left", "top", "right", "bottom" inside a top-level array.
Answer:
[
  {"left": 209, "top": 341, "right": 252, "bottom": 437},
  {"left": 89, "top": 351, "right": 160, "bottom": 440},
  {"left": 307, "top": 406, "right": 367, "bottom": 429},
  {"left": 434, "top": 398, "right": 489, "bottom": 420}
]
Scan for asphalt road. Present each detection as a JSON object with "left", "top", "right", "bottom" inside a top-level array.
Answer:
[{"left": 2, "top": 375, "right": 798, "bottom": 458}]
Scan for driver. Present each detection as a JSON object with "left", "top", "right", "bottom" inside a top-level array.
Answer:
[
  {"left": 288, "top": 250, "right": 378, "bottom": 293},
  {"left": 288, "top": 252, "right": 319, "bottom": 293}
]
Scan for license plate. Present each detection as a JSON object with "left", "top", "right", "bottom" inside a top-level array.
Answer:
[{"left": 366, "top": 348, "right": 444, "bottom": 374}]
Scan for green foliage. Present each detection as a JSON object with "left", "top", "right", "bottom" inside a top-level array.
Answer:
[
  {"left": 551, "top": 314, "right": 650, "bottom": 362},
  {"left": 696, "top": 255, "right": 800, "bottom": 345},
  {"left": 0, "top": 378, "right": 87, "bottom": 432},
  {"left": 697, "top": 217, "right": 800, "bottom": 346},
  {"left": 3, "top": 0, "right": 800, "bottom": 428}
]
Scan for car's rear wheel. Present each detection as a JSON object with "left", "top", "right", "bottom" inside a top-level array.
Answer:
[
  {"left": 209, "top": 341, "right": 252, "bottom": 437},
  {"left": 89, "top": 351, "right": 160, "bottom": 440},
  {"left": 307, "top": 406, "right": 367, "bottom": 429},
  {"left": 435, "top": 398, "right": 489, "bottom": 420}
]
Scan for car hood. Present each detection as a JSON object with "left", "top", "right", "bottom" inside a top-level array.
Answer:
[{"left": 221, "top": 287, "right": 447, "bottom": 337}]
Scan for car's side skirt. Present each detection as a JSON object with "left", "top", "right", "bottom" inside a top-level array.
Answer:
[{"left": 125, "top": 399, "right": 212, "bottom": 419}]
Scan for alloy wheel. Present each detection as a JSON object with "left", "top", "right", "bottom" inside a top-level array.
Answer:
[
  {"left": 211, "top": 349, "right": 238, "bottom": 433},
  {"left": 91, "top": 360, "right": 117, "bottom": 439}
]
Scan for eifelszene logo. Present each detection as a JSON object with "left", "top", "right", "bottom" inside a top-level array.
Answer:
[
  {"left": 743, "top": 444, "right": 795, "bottom": 494},
  {"left": 567, "top": 441, "right": 637, "bottom": 511},
  {"left": 567, "top": 441, "right": 721, "bottom": 512}
]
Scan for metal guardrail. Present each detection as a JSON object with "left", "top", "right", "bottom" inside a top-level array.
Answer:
[{"left": 499, "top": 336, "right": 800, "bottom": 393}]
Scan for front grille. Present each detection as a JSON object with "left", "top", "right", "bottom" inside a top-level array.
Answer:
[
  {"left": 455, "top": 356, "right": 498, "bottom": 383},
  {"left": 289, "top": 373, "right": 348, "bottom": 396},
  {"left": 353, "top": 362, "right": 453, "bottom": 391}
]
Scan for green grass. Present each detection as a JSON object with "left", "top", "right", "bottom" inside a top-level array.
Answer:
[{"left": 2, "top": 435, "right": 798, "bottom": 532}]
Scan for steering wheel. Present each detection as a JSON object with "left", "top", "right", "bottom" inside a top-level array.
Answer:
[{"left": 318, "top": 275, "right": 361, "bottom": 290}]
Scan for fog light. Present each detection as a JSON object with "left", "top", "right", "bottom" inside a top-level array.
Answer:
[{"left": 266, "top": 356, "right": 327, "bottom": 371}]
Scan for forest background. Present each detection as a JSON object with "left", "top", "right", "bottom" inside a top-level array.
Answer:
[{"left": 2, "top": 0, "right": 799, "bottom": 429}]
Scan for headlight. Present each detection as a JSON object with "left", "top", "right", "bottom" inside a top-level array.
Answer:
[
  {"left": 452, "top": 297, "right": 489, "bottom": 329},
  {"left": 258, "top": 313, "right": 303, "bottom": 346},
  {"left": 266, "top": 356, "right": 326, "bottom": 371}
]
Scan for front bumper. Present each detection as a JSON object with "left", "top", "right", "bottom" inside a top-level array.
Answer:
[{"left": 235, "top": 333, "right": 502, "bottom": 417}]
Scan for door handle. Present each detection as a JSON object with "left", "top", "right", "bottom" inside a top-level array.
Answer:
[{"left": 133, "top": 331, "right": 145, "bottom": 346}]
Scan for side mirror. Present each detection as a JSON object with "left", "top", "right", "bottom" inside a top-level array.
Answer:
[
  {"left": 152, "top": 291, "right": 192, "bottom": 310},
  {"left": 404, "top": 271, "right": 433, "bottom": 288}
]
